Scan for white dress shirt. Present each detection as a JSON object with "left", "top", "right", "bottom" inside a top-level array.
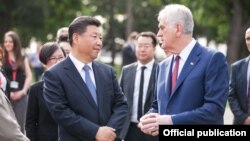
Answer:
[
  {"left": 131, "top": 59, "right": 155, "bottom": 123},
  {"left": 69, "top": 53, "right": 96, "bottom": 87}
]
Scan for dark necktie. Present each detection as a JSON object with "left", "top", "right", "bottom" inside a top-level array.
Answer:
[
  {"left": 137, "top": 66, "right": 146, "bottom": 121},
  {"left": 171, "top": 56, "right": 180, "bottom": 92},
  {"left": 83, "top": 65, "right": 97, "bottom": 105}
]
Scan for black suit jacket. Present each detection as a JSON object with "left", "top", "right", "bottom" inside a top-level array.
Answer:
[
  {"left": 122, "top": 44, "right": 137, "bottom": 67},
  {"left": 43, "top": 57, "right": 128, "bottom": 141},
  {"left": 119, "top": 61, "right": 158, "bottom": 139},
  {"left": 228, "top": 56, "right": 250, "bottom": 124},
  {"left": 26, "top": 81, "right": 58, "bottom": 141}
]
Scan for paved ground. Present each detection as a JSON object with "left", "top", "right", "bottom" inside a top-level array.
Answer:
[{"left": 224, "top": 106, "right": 233, "bottom": 125}]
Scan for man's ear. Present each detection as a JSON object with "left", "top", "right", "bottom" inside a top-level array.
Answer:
[
  {"left": 72, "top": 33, "right": 79, "bottom": 45},
  {"left": 175, "top": 23, "right": 183, "bottom": 37}
]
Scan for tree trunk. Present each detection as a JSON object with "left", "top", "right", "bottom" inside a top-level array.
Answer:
[
  {"left": 126, "top": 0, "right": 133, "bottom": 37},
  {"left": 108, "top": 0, "right": 116, "bottom": 66},
  {"left": 0, "top": 0, "right": 13, "bottom": 45},
  {"left": 226, "top": 1, "right": 243, "bottom": 66}
]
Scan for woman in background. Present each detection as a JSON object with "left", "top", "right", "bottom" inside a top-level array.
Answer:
[
  {"left": 26, "top": 42, "right": 65, "bottom": 141},
  {"left": 3, "top": 31, "right": 32, "bottom": 133}
]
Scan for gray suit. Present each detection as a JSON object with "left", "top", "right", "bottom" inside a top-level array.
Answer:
[
  {"left": 119, "top": 61, "right": 158, "bottom": 140},
  {"left": 228, "top": 56, "right": 250, "bottom": 124},
  {"left": 0, "top": 90, "right": 29, "bottom": 141}
]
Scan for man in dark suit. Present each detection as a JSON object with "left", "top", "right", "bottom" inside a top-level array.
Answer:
[
  {"left": 139, "top": 4, "right": 229, "bottom": 136},
  {"left": 119, "top": 32, "right": 158, "bottom": 141},
  {"left": 228, "top": 27, "right": 250, "bottom": 125},
  {"left": 43, "top": 16, "right": 128, "bottom": 141},
  {"left": 121, "top": 32, "right": 138, "bottom": 67}
]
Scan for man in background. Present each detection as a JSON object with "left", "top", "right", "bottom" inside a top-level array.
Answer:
[
  {"left": 122, "top": 31, "right": 138, "bottom": 67},
  {"left": 120, "top": 31, "right": 158, "bottom": 141},
  {"left": 228, "top": 27, "right": 250, "bottom": 125}
]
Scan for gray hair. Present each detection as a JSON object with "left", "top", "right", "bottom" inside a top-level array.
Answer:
[{"left": 158, "top": 4, "right": 194, "bottom": 35}]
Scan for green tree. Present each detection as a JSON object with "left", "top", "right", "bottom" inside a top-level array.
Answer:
[
  {"left": 177, "top": 0, "right": 250, "bottom": 65},
  {"left": 0, "top": 0, "right": 82, "bottom": 47}
]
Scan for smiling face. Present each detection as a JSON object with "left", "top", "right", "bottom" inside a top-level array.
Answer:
[{"left": 3, "top": 35, "right": 14, "bottom": 53}]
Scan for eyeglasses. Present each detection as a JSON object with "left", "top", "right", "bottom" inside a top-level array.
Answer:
[
  {"left": 137, "top": 44, "right": 153, "bottom": 49},
  {"left": 48, "top": 56, "right": 64, "bottom": 63}
]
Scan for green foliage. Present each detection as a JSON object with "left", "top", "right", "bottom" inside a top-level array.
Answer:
[
  {"left": 0, "top": 0, "right": 82, "bottom": 47},
  {"left": 1, "top": 0, "right": 250, "bottom": 62}
]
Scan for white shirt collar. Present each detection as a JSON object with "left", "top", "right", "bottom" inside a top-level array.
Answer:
[
  {"left": 69, "top": 53, "right": 93, "bottom": 73},
  {"left": 136, "top": 59, "right": 155, "bottom": 71},
  {"left": 178, "top": 38, "right": 196, "bottom": 61}
]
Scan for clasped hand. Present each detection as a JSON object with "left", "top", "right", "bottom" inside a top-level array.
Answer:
[{"left": 138, "top": 113, "right": 172, "bottom": 136}]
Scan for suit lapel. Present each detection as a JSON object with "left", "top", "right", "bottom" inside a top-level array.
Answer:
[
  {"left": 144, "top": 62, "right": 157, "bottom": 109},
  {"left": 171, "top": 43, "right": 201, "bottom": 95},
  {"left": 128, "top": 64, "right": 137, "bottom": 108},
  {"left": 240, "top": 57, "right": 249, "bottom": 101},
  {"left": 64, "top": 58, "right": 98, "bottom": 110},
  {"left": 92, "top": 62, "right": 106, "bottom": 113},
  {"left": 158, "top": 58, "right": 171, "bottom": 114}
]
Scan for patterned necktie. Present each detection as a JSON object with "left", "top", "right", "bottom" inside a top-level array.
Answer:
[
  {"left": 83, "top": 65, "right": 97, "bottom": 105},
  {"left": 171, "top": 56, "right": 180, "bottom": 92},
  {"left": 137, "top": 66, "right": 146, "bottom": 121}
]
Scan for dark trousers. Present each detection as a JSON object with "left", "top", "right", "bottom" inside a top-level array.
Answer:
[{"left": 124, "top": 122, "right": 158, "bottom": 141}]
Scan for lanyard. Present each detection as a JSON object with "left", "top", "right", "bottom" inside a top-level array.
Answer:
[{"left": 8, "top": 56, "right": 17, "bottom": 81}]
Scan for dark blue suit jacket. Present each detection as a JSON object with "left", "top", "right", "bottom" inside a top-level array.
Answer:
[
  {"left": 43, "top": 57, "right": 128, "bottom": 141},
  {"left": 228, "top": 56, "right": 250, "bottom": 124},
  {"left": 150, "top": 42, "right": 229, "bottom": 124}
]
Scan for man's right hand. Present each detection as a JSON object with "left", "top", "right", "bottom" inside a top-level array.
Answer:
[
  {"left": 95, "top": 126, "right": 116, "bottom": 141},
  {"left": 138, "top": 113, "right": 159, "bottom": 136}
]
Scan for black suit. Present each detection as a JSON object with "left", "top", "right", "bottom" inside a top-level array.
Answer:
[
  {"left": 43, "top": 57, "right": 128, "bottom": 141},
  {"left": 26, "top": 81, "right": 58, "bottom": 141},
  {"left": 122, "top": 44, "right": 137, "bottom": 67},
  {"left": 228, "top": 56, "right": 250, "bottom": 124},
  {"left": 119, "top": 61, "right": 158, "bottom": 141}
]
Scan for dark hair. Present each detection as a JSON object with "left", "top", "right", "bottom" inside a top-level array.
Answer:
[
  {"left": 58, "top": 35, "right": 68, "bottom": 42},
  {"left": 39, "top": 42, "right": 65, "bottom": 65},
  {"left": 3, "top": 31, "right": 23, "bottom": 68},
  {"left": 137, "top": 31, "right": 158, "bottom": 47},
  {"left": 128, "top": 31, "right": 138, "bottom": 40},
  {"left": 0, "top": 47, "right": 4, "bottom": 64},
  {"left": 68, "top": 16, "right": 101, "bottom": 45}
]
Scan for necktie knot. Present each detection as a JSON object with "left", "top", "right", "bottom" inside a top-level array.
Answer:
[
  {"left": 141, "top": 66, "right": 146, "bottom": 71},
  {"left": 175, "top": 55, "right": 180, "bottom": 62},
  {"left": 83, "top": 65, "right": 91, "bottom": 71}
]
